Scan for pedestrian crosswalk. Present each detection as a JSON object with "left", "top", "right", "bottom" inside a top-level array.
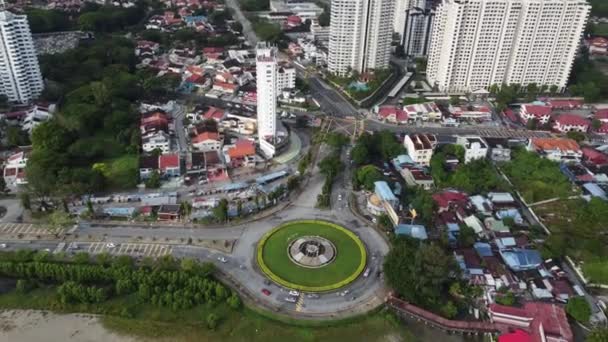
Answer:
[
  {"left": 86, "top": 242, "right": 172, "bottom": 258},
  {"left": 0, "top": 223, "right": 54, "bottom": 236},
  {"left": 295, "top": 295, "right": 305, "bottom": 312}
]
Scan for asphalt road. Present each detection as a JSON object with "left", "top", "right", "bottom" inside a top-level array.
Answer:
[
  {"left": 365, "top": 119, "right": 552, "bottom": 139},
  {"left": 224, "top": 0, "right": 258, "bottom": 46},
  {"left": 308, "top": 76, "right": 360, "bottom": 118}
]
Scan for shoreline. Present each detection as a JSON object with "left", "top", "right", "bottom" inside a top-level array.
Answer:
[{"left": 0, "top": 309, "right": 136, "bottom": 342}]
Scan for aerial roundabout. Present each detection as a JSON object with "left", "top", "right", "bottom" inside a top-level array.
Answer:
[{"left": 256, "top": 220, "right": 367, "bottom": 292}]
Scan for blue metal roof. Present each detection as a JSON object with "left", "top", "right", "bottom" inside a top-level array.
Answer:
[
  {"left": 103, "top": 207, "right": 135, "bottom": 217},
  {"left": 395, "top": 224, "right": 428, "bottom": 240},
  {"left": 583, "top": 183, "right": 607, "bottom": 200},
  {"left": 374, "top": 181, "right": 397, "bottom": 202},
  {"left": 219, "top": 182, "right": 249, "bottom": 192},
  {"left": 474, "top": 242, "right": 493, "bottom": 257},
  {"left": 256, "top": 170, "right": 288, "bottom": 184},
  {"left": 392, "top": 154, "right": 414, "bottom": 170},
  {"left": 500, "top": 248, "right": 542, "bottom": 272}
]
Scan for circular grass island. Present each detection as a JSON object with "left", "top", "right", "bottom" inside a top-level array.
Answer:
[{"left": 257, "top": 220, "right": 367, "bottom": 292}]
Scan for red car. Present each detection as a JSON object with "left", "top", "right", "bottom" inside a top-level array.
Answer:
[{"left": 261, "top": 288, "right": 271, "bottom": 296}]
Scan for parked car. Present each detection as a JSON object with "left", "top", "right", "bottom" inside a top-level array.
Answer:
[
  {"left": 284, "top": 296, "right": 297, "bottom": 303},
  {"left": 217, "top": 256, "right": 227, "bottom": 263},
  {"left": 261, "top": 288, "right": 271, "bottom": 296},
  {"left": 106, "top": 243, "right": 116, "bottom": 248},
  {"left": 288, "top": 290, "right": 300, "bottom": 297}
]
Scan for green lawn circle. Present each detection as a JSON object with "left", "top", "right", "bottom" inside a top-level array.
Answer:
[{"left": 257, "top": 220, "right": 367, "bottom": 292}]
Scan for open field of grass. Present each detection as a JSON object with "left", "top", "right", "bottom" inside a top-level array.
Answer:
[
  {"left": 0, "top": 285, "right": 415, "bottom": 342},
  {"left": 259, "top": 221, "right": 365, "bottom": 291},
  {"left": 583, "top": 262, "right": 608, "bottom": 285}
]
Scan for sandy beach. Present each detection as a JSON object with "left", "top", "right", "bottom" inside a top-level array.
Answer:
[{"left": 0, "top": 310, "right": 137, "bottom": 342}]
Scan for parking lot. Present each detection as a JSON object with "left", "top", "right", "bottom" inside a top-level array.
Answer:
[
  {"left": 0, "top": 223, "right": 53, "bottom": 236},
  {"left": 86, "top": 242, "right": 173, "bottom": 258}
]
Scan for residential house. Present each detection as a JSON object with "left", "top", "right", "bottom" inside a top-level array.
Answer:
[
  {"left": 485, "top": 138, "right": 511, "bottom": 162},
  {"left": 403, "top": 133, "right": 437, "bottom": 166},
  {"left": 277, "top": 64, "right": 296, "bottom": 90},
  {"left": 553, "top": 114, "right": 589, "bottom": 133},
  {"left": 21, "top": 103, "right": 55, "bottom": 134},
  {"left": 595, "top": 109, "right": 608, "bottom": 123},
  {"left": 448, "top": 104, "right": 492, "bottom": 121},
  {"left": 402, "top": 102, "right": 442, "bottom": 121},
  {"left": 582, "top": 147, "right": 608, "bottom": 168},
  {"left": 489, "top": 303, "right": 573, "bottom": 342},
  {"left": 141, "top": 111, "right": 169, "bottom": 136},
  {"left": 560, "top": 163, "right": 594, "bottom": 184},
  {"left": 158, "top": 204, "right": 180, "bottom": 221},
  {"left": 469, "top": 195, "right": 493, "bottom": 216},
  {"left": 212, "top": 81, "right": 238, "bottom": 94},
  {"left": 487, "top": 192, "right": 516, "bottom": 208},
  {"left": 374, "top": 181, "right": 398, "bottom": 209},
  {"left": 520, "top": 104, "right": 551, "bottom": 125},
  {"left": 139, "top": 154, "right": 159, "bottom": 180},
  {"left": 142, "top": 131, "right": 171, "bottom": 153},
  {"left": 589, "top": 36, "right": 608, "bottom": 55},
  {"left": 192, "top": 131, "right": 222, "bottom": 152},
  {"left": 159, "top": 153, "right": 181, "bottom": 177},
  {"left": 377, "top": 106, "right": 408, "bottom": 124},
  {"left": 400, "top": 166, "right": 434, "bottom": 190},
  {"left": 225, "top": 139, "right": 256, "bottom": 168},
  {"left": 3, "top": 151, "right": 29, "bottom": 186},
  {"left": 395, "top": 224, "right": 428, "bottom": 240},
  {"left": 527, "top": 138, "right": 582, "bottom": 163},
  {"left": 546, "top": 99, "right": 583, "bottom": 110},
  {"left": 456, "top": 136, "right": 488, "bottom": 163}
]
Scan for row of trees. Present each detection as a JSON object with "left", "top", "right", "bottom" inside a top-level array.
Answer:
[
  {"left": 316, "top": 133, "right": 348, "bottom": 208},
  {"left": 0, "top": 251, "right": 240, "bottom": 312}
]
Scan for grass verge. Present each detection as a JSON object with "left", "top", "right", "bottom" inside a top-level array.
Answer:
[{"left": 257, "top": 220, "right": 366, "bottom": 291}]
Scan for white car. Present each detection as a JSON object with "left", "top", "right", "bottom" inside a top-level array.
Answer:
[
  {"left": 106, "top": 243, "right": 116, "bottom": 248},
  {"left": 217, "top": 256, "right": 227, "bottom": 263},
  {"left": 288, "top": 290, "right": 300, "bottom": 297},
  {"left": 0, "top": 243, "right": 6, "bottom": 248},
  {"left": 284, "top": 296, "right": 297, "bottom": 303},
  {"left": 363, "top": 268, "right": 371, "bottom": 278},
  {"left": 338, "top": 194, "right": 342, "bottom": 201}
]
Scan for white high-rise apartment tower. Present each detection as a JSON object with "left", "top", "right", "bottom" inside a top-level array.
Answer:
[
  {"left": 0, "top": 2, "right": 44, "bottom": 103},
  {"left": 427, "top": 0, "right": 590, "bottom": 93},
  {"left": 256, "top": 42, "right": 278, "bottom": 157},
  {"left": 328, "top": 0, "right": 395, "bottom": 76}
]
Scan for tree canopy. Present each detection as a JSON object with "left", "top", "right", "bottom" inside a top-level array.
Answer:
[{"left": 384, "top": 237, "right": 459, "bottom": 312}]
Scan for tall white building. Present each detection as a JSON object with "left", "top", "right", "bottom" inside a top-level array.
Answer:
[
  {"left": 256, "top": 43, "right": 278, "bottom": 157},
  {"left": 328, "top": 0, "right": 394, "bottom": 76},
  {"left": 401, "top": 0, "right": 435, "bottom": 57},
  {"left": 427, "top": 0, "right": 590, "bottom": 93},
  {"left": 0, "top": 7, "right": 44, "bottom": 104}
]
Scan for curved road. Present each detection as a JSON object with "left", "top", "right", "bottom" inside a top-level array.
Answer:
[{"left": 0, "top": 149, "right": 390, "bottom": 319}]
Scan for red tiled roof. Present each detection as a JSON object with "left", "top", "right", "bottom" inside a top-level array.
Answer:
[
  {"left": 489, "top": 303, "right": 529, "bottom": 317},
  {"left": 503, "top": 109, "right": 518, "bottom": 122},
  {"left": 547, "top": 99, "right": 583, "bottom": 109},
  {"left": 530, "top": 138, "right": 580, "bottom": 152},
  {"left": 498, "top": 330, "right": 531, "bottom": 342},
  {"left": 378, "top": 106, "right": 408, "bottom": 121},
  {"left": 228, "top": 139, "right": 255, "bottom": 158},
  {"left": 432, "top": 191, "right": 469, "bottom": 208},
  {"left": 203, "top": 106, "right": 224, "bottom": 120},
  {"left": 522, "top": 104, "right": 552, "bottom": 117},
  {"left": 159, "top": 154, "right": 179, "bottom": 169},
  {"left": 582, "top": 147, "right": 608, "bottom": 165},
  {"left": 192, "top": 131, "right": 219, "bottom": 144},
  {"left": 287, "top": 15, "right": 302, "bottom": 24},
  {"left": 490, "top": 303, "right": 573, "bottom": 342},
  {"left": 595, "top": 109, "right": 608, "bottom": 120},
  {"left": 555, "top": 114, "right": 589, "bottom": 127},
  {"left": 591, "top": 37, "right": 608, "bottom": 47},
  {"left": 203, "top": 47, "right": 224, "bottom": 54},
  {"left": 598, "top": 122, "right": 608, "bottom": 134},
  {"left": 213, "top": 81, "right": 237, "bottom": 91}
]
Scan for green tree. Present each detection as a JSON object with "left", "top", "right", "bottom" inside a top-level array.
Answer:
[
  {"left": 566, "top": 297, "right": 591, "bottom": 323},
  {"left": 355, "top": 165, "right": 384, "bottom": 191},
  {"left": 206, "top": 313, "right": 219, "bottom": 330},
  {"left": 457, "top": 224, "right": 477, "bottom": 248},
  {"left": 213, "top": 199, "right": 229, "bottom": 223},
  {"left": 20, "top": 192, "right": 31, "bottom": 210},
  {"left": 145, "top": 171, "right": 161, "bottom": 189},
  {"left": 351, "top": 144, "right": 369, "bottom": 165},
  {"left": 592, "top": 119, "right": 603, "bottom": 131},
  {"left": 449, "top": 96, "right": 460, "bottom": 106},
  {"left": 566, "top": 131, "right": 586, "bottom": 143},
  {"left": 47, "top": 210, "right": 73, "bottom": 236},
  {"left": 384, "top": 237, "right": 458, "bottom": 310},
  {"left": 588, "top": 328, "right": 608, "bottom": 342},
  {"left": 440, "top": 301, "right": 458, "bottom": 319}
]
